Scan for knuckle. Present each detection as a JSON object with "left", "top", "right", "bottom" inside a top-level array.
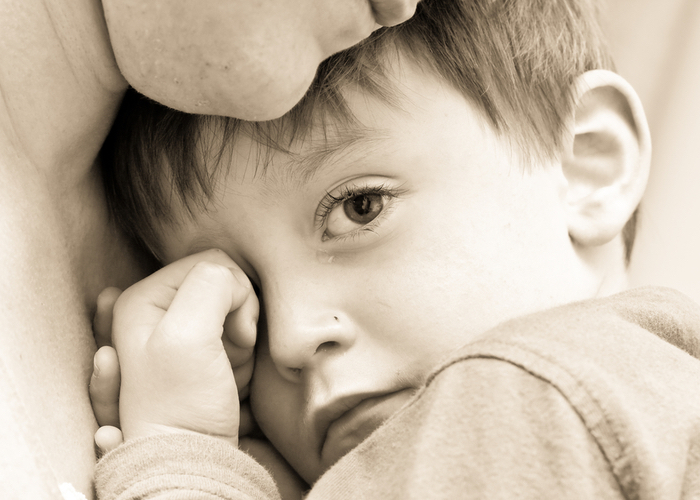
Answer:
[
  {"left": 155, "top": 314, "right": 183, "bottom": 341},
  {"left": 112, "top": 286, "right": 138, "bottom": 314},
  {"left": 199, "top": 248, "right": 233, "bottom": 265},
  {"left": 191, "top": 261, "right": 234, "bottom": 286}
]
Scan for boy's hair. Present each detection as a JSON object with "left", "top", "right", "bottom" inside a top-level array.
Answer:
[{"left": 101, "top": 0, "right": 637, "bottom": 262}]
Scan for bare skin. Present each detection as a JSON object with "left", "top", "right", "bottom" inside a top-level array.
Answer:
[
  {"left": 0, "top": 0, "right": 417, "bottom": 496},
  {"left": 102, "top": 0, "right": 421, "bottom": 119}
]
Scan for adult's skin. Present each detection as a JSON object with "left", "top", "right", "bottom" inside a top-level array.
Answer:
[
  {"left": 0, "top": 0, "right": 418, "bottom": 498},
  {"left": 103, "top": 0, "right": 419, "bottom": 119}
]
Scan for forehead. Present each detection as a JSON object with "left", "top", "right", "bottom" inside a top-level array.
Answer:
[{"left": 221, "top": 53, "right": 480, "bottom": 184}]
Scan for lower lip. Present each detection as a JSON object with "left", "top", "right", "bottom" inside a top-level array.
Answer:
[{"left": 322, "top": 389, "right": 413, "bottom": 467}]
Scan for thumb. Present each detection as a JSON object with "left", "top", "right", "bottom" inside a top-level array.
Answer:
[{"left": 95, "top": 426, "right": 124, "bottom": 457}]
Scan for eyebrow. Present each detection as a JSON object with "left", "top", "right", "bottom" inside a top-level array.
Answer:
[{"left": 272, "top": 126, "right": 391, "bottom": 187}]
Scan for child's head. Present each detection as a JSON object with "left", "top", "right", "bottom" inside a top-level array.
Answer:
[{"left": 101, "top": 0, "right": 650, "bottom": 484}]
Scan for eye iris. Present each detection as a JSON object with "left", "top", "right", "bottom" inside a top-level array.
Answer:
[{"left": 343, "top": 194, "right": 383, "bottom": 224}]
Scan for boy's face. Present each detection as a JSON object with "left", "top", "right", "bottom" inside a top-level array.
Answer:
[{"left": 158, "top": 57, "right": 603, "bottom": 483}]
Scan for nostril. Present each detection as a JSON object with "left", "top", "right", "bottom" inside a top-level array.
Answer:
[{"left": 315, "top": 341, "right": 339, "bottom": 354}]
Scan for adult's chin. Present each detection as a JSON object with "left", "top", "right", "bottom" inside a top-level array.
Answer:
[
  {"left": 101, "top": 0, "right": 377, "bottom": 120},
  {"left": 120, "top": 52, "right": 320, "bottom": 121}
]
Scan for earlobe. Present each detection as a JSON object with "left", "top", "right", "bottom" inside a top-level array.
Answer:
[{"left": 562, "top": 70, "right": 651, "bottom": 247}]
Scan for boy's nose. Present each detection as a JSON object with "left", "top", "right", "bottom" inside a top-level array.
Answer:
[{"left": 262, "top": 286, "right": 357, "bottom": 382}]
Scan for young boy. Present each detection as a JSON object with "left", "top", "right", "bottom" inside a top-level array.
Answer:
[{"left": 93, "top": 0, "right": 700, "bottom": 498}]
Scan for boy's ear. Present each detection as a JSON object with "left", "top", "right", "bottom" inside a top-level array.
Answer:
[{"left": 562, "top": 70, "right": 651, "bottom": 247}]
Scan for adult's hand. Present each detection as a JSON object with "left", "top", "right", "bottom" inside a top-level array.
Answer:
[{"left": 101, "top": 0, "right": 421, "bottom": 120}]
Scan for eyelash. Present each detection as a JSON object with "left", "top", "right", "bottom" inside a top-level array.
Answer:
[{"left": 316, "top": 183, "right": 405, "bottom": 242}]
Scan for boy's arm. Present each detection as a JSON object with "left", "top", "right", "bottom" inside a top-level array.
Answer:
[{"left": 96, "top": 434, "right": 282, "bottom": 500}]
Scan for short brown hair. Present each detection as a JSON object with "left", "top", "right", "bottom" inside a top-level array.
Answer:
[{"left": 101, "top": 0, "right": 637, "bottom": 261}]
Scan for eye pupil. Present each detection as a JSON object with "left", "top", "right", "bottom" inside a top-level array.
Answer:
[{"left": 344, "top": 194, "right": 383, "bottom": 223}]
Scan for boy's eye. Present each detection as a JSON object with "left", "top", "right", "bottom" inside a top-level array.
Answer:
[
  {"left": 344, "top": 194, "right": 384, "bottom": 224},
  {"left": 326, "top": 193, "right": 385, "bottom": 238},
  {"left": 317, "top": 178, "right": 407, "bottom": 242}
]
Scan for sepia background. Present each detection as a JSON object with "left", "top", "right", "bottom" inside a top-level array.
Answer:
[{"left": 603, "top": 0, "right": 700, "bottom": 303}]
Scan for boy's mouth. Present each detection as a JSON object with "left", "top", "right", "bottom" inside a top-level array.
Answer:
[{"left": 317, "top": 388, "right": 415, "bottom": 469}]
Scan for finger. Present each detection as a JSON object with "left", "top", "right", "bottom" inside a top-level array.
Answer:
[
  {"left": 156, "top": 261, "right": 253, "bottom": 348},
  {"left": 223, "top": 287, "right": 259, "bottom": 349},
  {"left": 222, "top": 334, "right": 255, "bottom": 368},
  {"left": 111, "top": 250, "right": 242, "bottom": 353},
  {"left": 94, "top": 287, "right": 122, "bottom": 348},
  {"left": 223, "top": 332, "right": 255, "bottom": 390},
  {"left": 370, "top": 0, "right": 420, "bottom": 26},
  {"left": 238, "top": 382, "right": 250, "bottom": 402},
  {"left": 95, "top": 425, "right": 124, "bottom": 457},
  {"left": 90, "top": 346, "right": 121, "bottom": 428},
  {"left": 115, "top": 249, "right": 239, "bottom": 327},
  {"left": 238, "top": 399, "right": 258, "bottom": 437},
  {"left": 231, "top": 355, "right": 254, "bottom": 397},
  {"left": 135, "top": 249, "right": 238, "bottom": 306}
]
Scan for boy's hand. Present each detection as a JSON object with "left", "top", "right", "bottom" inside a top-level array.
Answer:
[
  {"left": 90, "top": 288, "right": 123, "bottom": 434},
  {"left": 103, "top": 249, "right": 258, "bottom": 447}
]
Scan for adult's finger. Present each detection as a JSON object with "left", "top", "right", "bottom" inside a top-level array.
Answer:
[
  {"left": 90, "top": 346, "right": 121, "bottom": 428},
  {"left": 371, "top": 0, "right": 420, "bottom": 26}
]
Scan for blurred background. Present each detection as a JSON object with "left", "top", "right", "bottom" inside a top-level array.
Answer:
[{"left": 603, "top": 0, "right": 700, "bottom": 304}]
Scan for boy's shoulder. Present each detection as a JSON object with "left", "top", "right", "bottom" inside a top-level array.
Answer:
[
  {"left": 437, "top": 287, "right": 700, "bottom": 497},
  {"left": 430, "top": 286, "right": 700, "bottom": 450},
  {"left": 313, "top": 287, "right": 700, "bottom": 500},
  {"left": 446, "top": 286, "right": 700, "bottom": 373}
]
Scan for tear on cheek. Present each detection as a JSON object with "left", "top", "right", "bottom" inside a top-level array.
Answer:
[{"left": 316, "top": 249, "right": 336, "bottom": 264}]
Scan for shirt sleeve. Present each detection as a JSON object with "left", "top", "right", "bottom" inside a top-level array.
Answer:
[{"left": 95, "top": 433, "right": 281, "bottom": 500}]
